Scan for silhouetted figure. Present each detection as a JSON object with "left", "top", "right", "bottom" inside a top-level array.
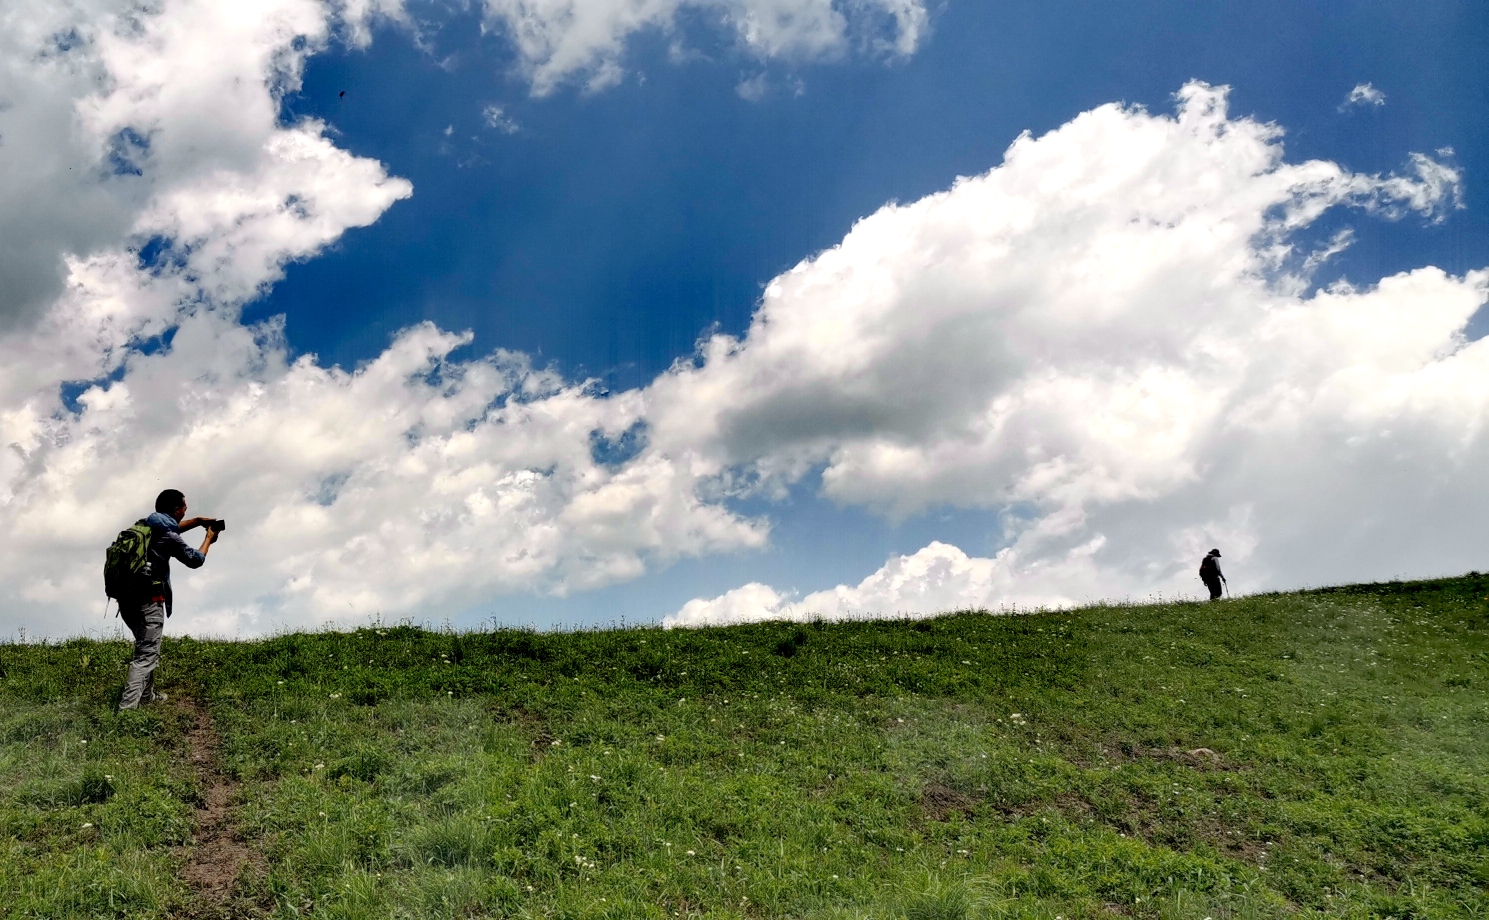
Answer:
[{"left": 1199, "top": 548, "right": 1226, "bottom": 601}]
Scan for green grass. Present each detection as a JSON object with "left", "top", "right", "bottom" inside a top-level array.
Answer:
[{"left": 3, "top": 575, "right": 1487, "bottom": 919}]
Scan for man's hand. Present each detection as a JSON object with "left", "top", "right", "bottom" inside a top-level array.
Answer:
[
  {"left": 197, "top": 527, "right": 217, "bottom": 556},
  {"left": 179, "top": 516, "right": 208, "bottom": 531}
]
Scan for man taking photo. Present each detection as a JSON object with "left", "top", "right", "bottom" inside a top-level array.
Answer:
[{"left": 117, "top": 489, "right": 221, "bottom": 711}]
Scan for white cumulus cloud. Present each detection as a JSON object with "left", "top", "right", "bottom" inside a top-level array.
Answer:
[
  {"left": 649, "top": 82, "right": 1486, "bottom": 624},
  {"left": 480, "top": 0, "right": 930, "bottom": 95},
  {"left": 0, "top": 0, "right": 766, "bottom": 638},
  {"left": 1340, "top": 82, "right": 1386, "bottom": 110},
  {"left": 666, "top": 541, "right": 1019, "bottom": 628},
  {"left": 6, "top": 313, "right": 764, "bottom": 636}
]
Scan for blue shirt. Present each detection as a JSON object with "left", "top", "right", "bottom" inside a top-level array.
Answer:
[{"left": 145, "top": 511, "right": 206, "bottom": 614}]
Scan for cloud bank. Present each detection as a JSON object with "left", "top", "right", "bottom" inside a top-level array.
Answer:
[
  {"left": 667, "top": 531, "right": 1230, "bottom": 628},
  {"left": 658, "top": 84, "right": 1485, "bottom": 626},
  {"left": 0, "top": 0, "right": 773, "bottom": 638},
  {"left": 1, "top": 0, "right": 1484, "bottom": 639},
  {"left": 666, "top": 540, "right": 1071, "bottom": 628}
]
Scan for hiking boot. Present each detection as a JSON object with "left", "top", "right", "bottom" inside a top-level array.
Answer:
[{"left": 146, "top": 691, "right": 168, "bottom": 704}]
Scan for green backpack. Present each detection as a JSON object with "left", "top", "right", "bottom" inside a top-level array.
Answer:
[{"left": 104, "top": 520, "right": 153, "bottom": 601}]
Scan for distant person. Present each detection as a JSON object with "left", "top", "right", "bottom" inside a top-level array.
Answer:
[
  {"left": 115, "top": 489, "right": 221, "bottom": 711},
  {"left": 1199, "top": 548, "right": 1226, "bottom": 601}
]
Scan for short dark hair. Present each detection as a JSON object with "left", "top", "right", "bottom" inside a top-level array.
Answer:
[{"left": 155, "top": 489, "right": 186, "bottom": 514}]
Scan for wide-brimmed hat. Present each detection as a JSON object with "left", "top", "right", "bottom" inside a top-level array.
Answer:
[{"left": 1208, "top": 548, "right": 1221, "bottom": 556}]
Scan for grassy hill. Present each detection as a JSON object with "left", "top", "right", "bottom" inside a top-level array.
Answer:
[{"left": 2, "top": 576, "right": 1487, "bottom": 920}]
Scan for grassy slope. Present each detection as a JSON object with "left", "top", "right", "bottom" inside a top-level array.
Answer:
[{"left": 1, "top": 575, "right": 1487, "bottom": 920}]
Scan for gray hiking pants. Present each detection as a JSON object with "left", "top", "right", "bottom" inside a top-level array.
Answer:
[{"left": 118, "top": 599, "right": 166, "bottom": 710}]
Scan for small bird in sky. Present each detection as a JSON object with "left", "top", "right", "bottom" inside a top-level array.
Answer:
[{"left": 338, "top": 90, "right": 346, "bottom": 98}]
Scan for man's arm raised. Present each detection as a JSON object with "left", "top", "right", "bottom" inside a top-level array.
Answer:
[{"left": 163, "top": 526, "right": 214, "bottom": 569}]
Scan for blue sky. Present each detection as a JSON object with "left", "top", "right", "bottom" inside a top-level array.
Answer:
[
  {"left": 259, "top": 0, "right": 1489, "bottom": 628},
  {"left": 2, "top": 0, "right": 1487, "bottom": 637},
  {"left": 268, "top": 1, "right": 1487, "bottom": 383}
]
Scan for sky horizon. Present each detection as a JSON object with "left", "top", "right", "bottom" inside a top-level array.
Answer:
[{"left": 2, "top": 0, "right": 1486, "bottom": 639}]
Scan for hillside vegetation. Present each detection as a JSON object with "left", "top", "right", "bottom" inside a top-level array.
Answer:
[{"left": 2, "top": 576, "right": 1487, "bottom": 919}]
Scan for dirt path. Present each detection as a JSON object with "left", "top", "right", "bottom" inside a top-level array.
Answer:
[{"left": 176, "top": 698, "right": 262, "bottom": 912}]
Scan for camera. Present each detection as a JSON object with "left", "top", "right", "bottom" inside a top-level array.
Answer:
[{"left": 207, "top": 519, "right": 226, "bottom": 533}]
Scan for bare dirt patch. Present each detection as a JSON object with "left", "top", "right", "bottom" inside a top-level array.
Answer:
[
  {"left": 919, "top": 781, "right": 978, "bottom": 822},
  {"left": 173, "top": 699, "right": 264, "bottom": 916}
]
